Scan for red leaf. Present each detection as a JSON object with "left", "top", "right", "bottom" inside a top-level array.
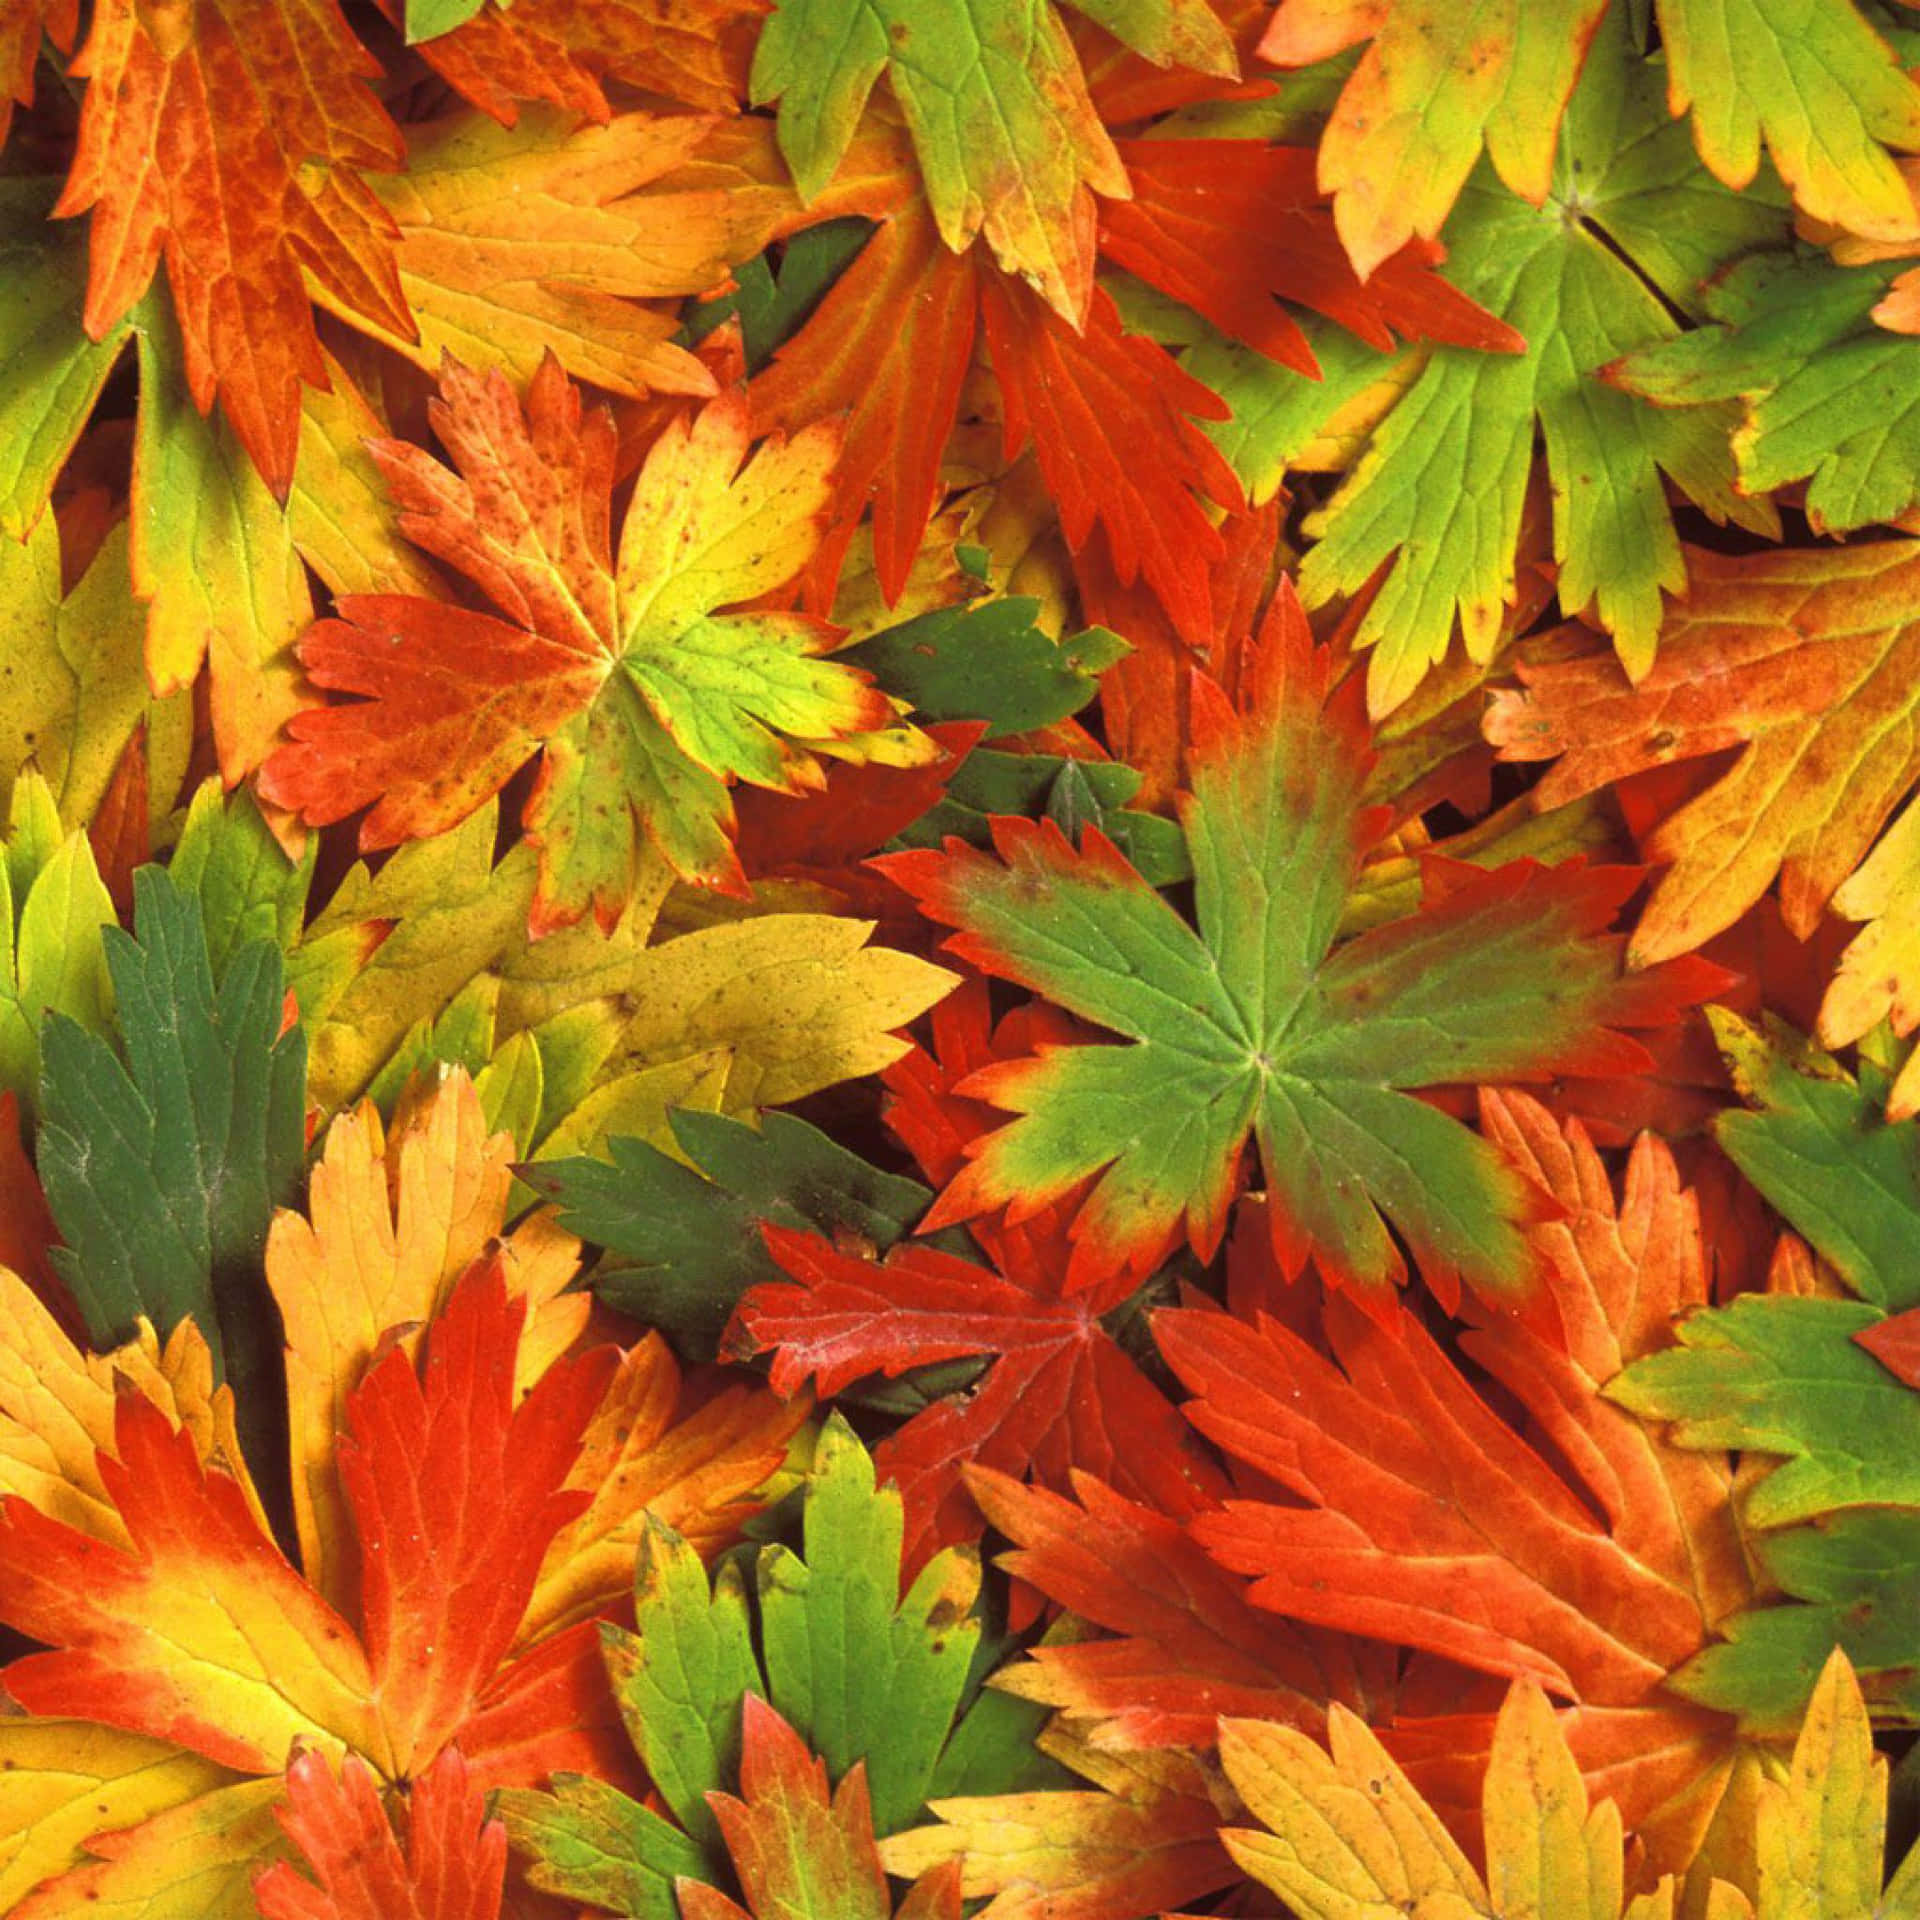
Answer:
[
  {"left": 0, "top": 0, "right": 75, "bottom": 148},
  {"left": 254, "top": 1745, "right": 505, "bottom": 1920},
  {"left": 55, "top": 0, "right": 411, "bottom": 493},
  {"left": 979, "top": 274, "right": 1243, "bottom": 650},
  {"left": 0, "top": 1090, "right": 70, "bottom": 1337},
  {"left": 965, "top": 1466, "right": 1400, "bottom": 1750},
  {"left": 1100, "top": 140, "right": 1524, "bottom": 372},
  {"left": 337, "top": 1259, "right": 619, "bottom": 1777},
  {"left": 1152, "top": 1094, "right": 1748, "bottom": 1852},
  {"left": 1856, "top": 1306, "right": 1920, "bottom": 1388},
  {"left": 753, "top": 202, "right": 979, "bottom": 608}
]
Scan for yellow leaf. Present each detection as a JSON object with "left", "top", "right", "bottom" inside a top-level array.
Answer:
[
  {"left": 290, "top": 351, "right": 449, "bottom": 602},
  {"left": 0, "top": 1266, "right": 267, "bottom": 1546},
  {"left": 13, "top": 1775, "right": 288, "bottom": 1920},
  {"left": 335, "top": 108, "right": 733, "bottom": 401},
  {"left": 0, "top": 1721, "right": 234, "bottom": 1913},
  {"left": 1724, "top": 1646, "right": 1920, "bottom": 1920},
  {"left": 1822, "top": 794, "right": 1920, "bottom": 1117},
  {"left": 0, "top": 517, "right": 191, "bottom": 832},
  {"left": 606, "top": 915, "right": 956, "bottom": 1111},
  {"left": 1219, "top": 1682, "right": 1681, "bottom": 1920}
]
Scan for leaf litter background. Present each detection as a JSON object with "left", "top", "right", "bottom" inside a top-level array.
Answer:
[{"left": 6, "top": 0, "right": 1920, "bottom": 1914}]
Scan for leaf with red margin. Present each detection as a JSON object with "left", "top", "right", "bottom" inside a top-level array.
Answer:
[
  {"left": 254, "top": 1745, "right": 504, "bottom": 1920},
  {"left": 733, "top": 1218, "right": 1226, "bottom": 1585},
  {"left": 1155, "top": 1092, "right": 1751, "bottom": 1874},
  {"left": 752, "top": 201, "right": 979, "bottom": 610},
  {"left": 259, "top": 357, "right": 893, "bottom": 929},
  {"left": 0, "top": 1391, "right": 384, "bottom": 1775},
  {"left": 1099, "top": 139, "right": 1525, "bottom": 373},
  {"left": 680, "top": 1694, "right": 892, "bottom": 1920},
  {"left": 964, "top": 1466, "right": 1400, "bottom": 1752},
  {"left": 879, "top": 601, "right": 1719, "bottom": 1305},
  {"left": 0, "top": 0, "right": 74, "bottom": 149},
  {"left": 979, "top": 274, "right": 1242, "bottom": 651},
  {"left": 54, "top": 0, "right": 414, "bottom": 495},
  {"left": 336, "top": 1258, "right": 620, "bottom": 1779},
  {"left": 405, "top": 0, "right": 768, "bottom": 123}
]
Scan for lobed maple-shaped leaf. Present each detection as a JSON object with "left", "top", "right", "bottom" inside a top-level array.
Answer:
[
  {"left": 1485, "top": 536, "right": 1920, "bottom": 968},
  {"left": 253, "top": 1746, "right": 505, "bottom": 1920},
  {"left": 882, "top": 589, "right": 1712, "bottom": 1304},
  {"left": 751, "top": 0, "right": 1234, "bottom": 322},
  {"left": 1608, "top": 1012, "right": 1920, "bottom": 1726},
  {"left": 1267, "top": 0, "right": 1920, "bottom": 281},
  {"left": 53, "top": 0, "right": 416, "bottom": 495},
  {"left": 1218, "top": 1675, "right": 1678, "bottom": 1920},
  {"left": 260, "top": 356, "right": 902, "bottom": 932},
  {"left": 1157, "top": 1091, "right": 1750, "bottom": 1869},
  {"left": 1271, "top": 13, "right": 1786, "bottom": 714}
]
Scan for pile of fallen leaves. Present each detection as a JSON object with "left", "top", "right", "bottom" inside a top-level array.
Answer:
[{"left": 5, "top": 0, "right": 1920, "bottom": 1913}]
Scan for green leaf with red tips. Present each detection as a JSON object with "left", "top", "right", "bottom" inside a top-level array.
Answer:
[
  {"left": 259, "top": 356, "right": 906, "bottom": 935},
  {"left": 879, "top": 587, "right": 1718, "bottom": 1307}
]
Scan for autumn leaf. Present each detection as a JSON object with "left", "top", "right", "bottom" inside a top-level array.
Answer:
[
  {"left": 1271, "top": 10, "right": 1785, "bottom": 713},
  {"left": 54, "top": 0, "right": 414, "bottom": 495},
  {"left": 253, "top": 1746, "right": 506, "bottom": 1920},
  {"left": 883, "top": 590, "right": 1712, "bottom": 1303},
  {"left": 1267, "top": 0, "right": 1920, "bottom": 280},
  {"left": 259, "top": 355, "right": 908, "bottom": 931},
  {"left": 1218, "top": 1674, "right": 1678, "bottom": 1919},
  {"left": 751, "top": 0, "right": 1234, "bottom": 322},
  {"left": 502, "top": 1419, "right": 1051, "bottom": 1915},
  {"left": 1485, "top": 537, "right": 1920, "bottom": 968},
  {"left": 964, "top": 1463, "right": 1399, "bottom": 1751},
  {"left": 1608, "top": 1012, "right": 1920, "bottom": 1727},
  {"left": 1157, "top": 1091, "right": 1750, "bottom": 1868},
  {"left": 1702, "top": 1649, "right": 1920, "bottom": 1920}
]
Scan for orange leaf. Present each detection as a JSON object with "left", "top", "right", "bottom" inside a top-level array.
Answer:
[
  {"left": 254, "top": 1745, "right": 505, "bottom": 1920},
  {"left": 336, "top": 1260, "right": 619, "bottom": 1778},
  {"left": 56, "top": 0, "right": 412, "bottom": 493}
]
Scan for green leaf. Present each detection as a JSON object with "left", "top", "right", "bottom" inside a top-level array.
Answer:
[
  {"left": 1261, "top": 13, "right": 1789, "bottom": 714},
  {"left": 605, "top": 1524, "right": 762, "bottom": 1854},
  {"left": 496, "top": 1773, "right": 705, "bottom": 1920},
  {"left": 0, "top": 178, "right": 135, "bottom": 541},
  {"left": 1609, "top": 250, "right": 1920, "bottom": 535},
  {"left": 1674, "top": 1510, "right": 1920, "bottom": 1729},
  {"left": 685, "top": 220, "right": 876, "bottom": 375},
  {"left": 1608, "top": 1293, "right": 1920, "bottom": 1529},
  {"left": 168, "top": 779, "right": 315, "bottom": 983},
  {"left": 404, "top": 0, "right": 492, "bottom": 40},
  {"left": 533, "top": 1109, "right": 929, "bottom": 1360},
  {"left": 36, "top": 866, "right": 306, "bottom": 1390},
  {"left": 1707, "top": 1010, "right": 1920, "bottom": 1311},
  {"left": 885, "top": 622, "right": 1699, "bottom": 1302},
  {"left": 839, "top": 601, "right": 1127, "bottom": 739},
  {"left": 760, "top": 1416, "right": 981, "bottom": 1837},
  {"left": 751, "top": 0, "right": 1229, "bottom": 315}
]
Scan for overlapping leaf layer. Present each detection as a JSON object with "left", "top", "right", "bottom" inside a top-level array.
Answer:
[{"left": 3, "top": 0, "right": 1920, "bottom": 1913}]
